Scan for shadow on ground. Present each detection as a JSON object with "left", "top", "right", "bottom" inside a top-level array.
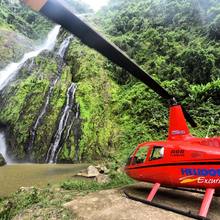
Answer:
[
  {"left": 123, "top": 183, "right": 220, "bottom": 220},
  {"left": 64, "top": 183, "right": 220, "bottom": 220}
]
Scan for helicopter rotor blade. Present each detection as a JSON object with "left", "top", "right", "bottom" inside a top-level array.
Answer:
[
  {"left": 182, "top": 106, "right": 197, "bottom": 128},
  {"left": 39, "top": 0, "right": 172, "bottom": 100},
  {"left": 21, "top": 0, "right": 197, "bottom": 128}
]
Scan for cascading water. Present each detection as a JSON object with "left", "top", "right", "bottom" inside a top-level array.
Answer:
[
  {"left": 72, "top": 103, "right": 81, "bottom": 162},
  {"left": 46, "top": 83, "right": 77, "bottom": 163},
  {"left": 58, "top": 36, "right": 73, "bottom": 58},
  {"left": 0, "top": 132, "right": 11, "bottom": 163},
  {"left": 27, "top": 77, "right": 59, "bottom": 154},
  {"left": 56, "top": 101, "right": 81, "bottom": 163},
  {"left": 0, "top": 25, "right": 61, "bottom": 91},
  {"left": 44, "top": 35, "right": 82, "bottom": 164},
  {"left": 0, "top": 26, "right": 60, "bottom": 163},
  {"left": 28, "top": 36, "right": 73, "bottom": 158},
  {"left": 45, "top": 35, "right": 82, "bottom": 163}
]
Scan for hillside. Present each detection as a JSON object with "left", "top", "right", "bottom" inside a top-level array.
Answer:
[
  {"left": 0, "top": 0, "right": 220, "bottom": 219},
  {"left": 0, "top": 0, "right": 219, "bottom": 164},
  {"left": 96, "top": 0, "right": 220, "bottom": 160}
]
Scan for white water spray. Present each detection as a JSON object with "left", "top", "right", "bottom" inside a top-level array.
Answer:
[
  {"left": 28, "top": 36, "right": 73, "bottom": 155},
  {"left": 33, "top": 35, "right": 73, "bottom": 131},
  {"left": 0, "top": 132, "right": 11, "bottom": 163},
  {"left": 58, "top": 36, "right": 73, "bottom": 58},
  {"left": 0, "top": 25, "right": 61, "bottom": 91},
  {"left": 47, "top": 83, "right": 77, "bottom": 163}
]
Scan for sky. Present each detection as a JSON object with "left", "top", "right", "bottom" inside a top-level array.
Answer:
[{"left": 81, "top": 0, "right": 109, "bottom": 11}]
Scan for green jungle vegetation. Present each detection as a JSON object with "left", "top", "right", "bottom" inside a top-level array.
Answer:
[
  {"left": 0, "top": 0, "right": 52, "bottom": 39},
  {"left": 0, "top": 0, "right": 220, "bottom": 164},
  {"left": 93, "top": 0, "right": 220, "bottom": 162},
  {"left": 0, "top": 0, "right": 220, "bottom": 218}
]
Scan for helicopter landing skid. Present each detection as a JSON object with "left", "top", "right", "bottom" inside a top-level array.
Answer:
[{"left": 123, "top": 189, "right": 210, "bottom": 220}]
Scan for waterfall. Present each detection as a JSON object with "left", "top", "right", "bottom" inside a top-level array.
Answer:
[
  {"left": 46, "top": 83, "right": 77, "bottom": 163},
  {"left": 27, "top": 77, "right": 59, "bottom": 154},
  {"left": 27, "top": 36, "right": 73, "bottom": 157},
  {"left": 0, "top": 132, "right": 11, "bottom": 163},
  {"left": 58, "top": 36, "right": 73, "bottom": 58},
  {"left": 33, "top": 79, "right": 59, "bottom": 132},
  {"left": 73, "top": 104, "right": 81, "bottom": 162},
  {"left": 0, "top": 25, "right": 61, "bottom": 91},
  {"left": 57, "top": 103, "right": 81, "bottom": 162}
]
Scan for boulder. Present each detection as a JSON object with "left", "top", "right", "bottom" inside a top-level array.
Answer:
[
  {"left": 76, "top": 165, "right": 100, "bottom": 178},
  {"left": 19, "top": 187, "right": 35, "bottom": 192},
  {"left": 95, "top": 174, "right": 110, "bottom": 184},
  {"left": 0, "top": 153, "right": 6, "bottom": 166},
  {"left": 87, "top": 165, "right": 100, "bottom": 177}
]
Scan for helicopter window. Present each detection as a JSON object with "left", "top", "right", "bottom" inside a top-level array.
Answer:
[
  {"left": 126, "top": 157, "right": 133, "bottom": 166},
  {"left": 126, "top": 149, "right": 137, "bottom": 166},
  {"left": 132, "top": 147, "right": 149, "bottom": 165},
  {"left": 126, "top": 152, "right": 134, "bottom": 165},
  {"left": 150, "top": 146, "right": 164, "bottom": 160}
]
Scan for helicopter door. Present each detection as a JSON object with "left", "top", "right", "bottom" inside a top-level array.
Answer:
[{"left": 131, "top": 146, "right": 149, "bottom": 165}]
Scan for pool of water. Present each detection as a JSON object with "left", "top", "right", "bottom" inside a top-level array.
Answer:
[{"left": 0, "top": 163, "right": 88, "bottom": 197}]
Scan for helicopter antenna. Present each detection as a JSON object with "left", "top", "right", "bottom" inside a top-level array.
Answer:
[{"left": 206, "top": 116, "right": 216, "bottom": 138}]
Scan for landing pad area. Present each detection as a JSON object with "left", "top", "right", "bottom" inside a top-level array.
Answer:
[{"left": 64, "top": 183, "right": 220, "bottom": 220}]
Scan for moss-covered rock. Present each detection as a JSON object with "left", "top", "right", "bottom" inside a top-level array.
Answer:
[
  {"left": 0, "top": 49, "right": 73, "bottom": 162},
  {"left": 65, "top": 41, "right": 121, "bottom": 162},
  {"left": 0, "top": 27, "right": 33, "bottom": 69}
]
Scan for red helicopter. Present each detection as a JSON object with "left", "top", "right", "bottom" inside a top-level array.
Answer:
[
  {"left": 124, "top": 104, "right": 220, "bottom": 219},
  {"left": 22, "top": 0, "right": 220, "bottom": 219}
]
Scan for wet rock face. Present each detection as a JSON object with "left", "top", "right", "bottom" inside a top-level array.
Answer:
[
  {"left": 0, "top": 32, "right": 82, "bottom": 163},
  {"left": 0, "top": 28, "right": 33, "bottom": 69},
  {"left": 0, "top": 153, "right": 6, "bottom": 166}
]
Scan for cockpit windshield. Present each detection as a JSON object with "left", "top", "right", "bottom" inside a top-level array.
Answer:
[
  {"left": 131, "top": 146, "right": 149, "bottom": 165},
  {"left": 126, "top": 149, "right": 136, "bottom": 166}
]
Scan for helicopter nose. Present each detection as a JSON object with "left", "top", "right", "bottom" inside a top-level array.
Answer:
[{"left": 124, "top": 166, "right": 131, "bottom": 176}]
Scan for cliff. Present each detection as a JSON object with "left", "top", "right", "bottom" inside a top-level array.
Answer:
[{"left": 0, "top": 0, "right": 220, "bottom": 163}]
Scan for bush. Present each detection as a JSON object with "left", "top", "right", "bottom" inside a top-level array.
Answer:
[{"left": 61, "top": 173, "right": 133, "bottom": 191}]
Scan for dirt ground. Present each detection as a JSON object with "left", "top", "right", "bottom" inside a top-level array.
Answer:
[{"left": 64, "top": 183, "right": 220, "bottom": 220}]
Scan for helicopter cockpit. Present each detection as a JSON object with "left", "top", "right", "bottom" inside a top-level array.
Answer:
[{"left": 126, "top": 145, "right": 165, "bottom": 166}]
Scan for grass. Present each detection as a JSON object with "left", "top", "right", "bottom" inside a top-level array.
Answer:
[
  {"left": 61, "top": 172, "right": 133, "bottom": 191},
  {"left": 0, "top": 172, "right": 133, "bottom": 220}
]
